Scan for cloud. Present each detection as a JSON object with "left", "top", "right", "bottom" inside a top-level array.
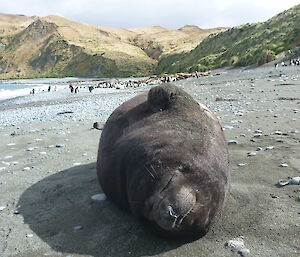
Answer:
[{"left": 1, "top": 0, "right": 300, "bottom": 28}]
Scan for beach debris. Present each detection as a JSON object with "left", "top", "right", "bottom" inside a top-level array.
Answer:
[
  {"left": 91, "top": 194, "right": 107, "bottom": 202},
  {"left": 0, "top": 167, "right": 6, "bottom": 171},
  {"left": 280, "top": 163, "right": 288, "bottom": 168},
  {"left": 3, "top": 156, "right": 13, "bottom": 160},
  {"left": 237, "top": 163, "right": 247, "bottom": 167},
  {"left": 0, "top": 206, "right": 6, "bottom": 211},
  {"left": 277, "top": 180, "right": 289, "bottom": 187},
  {"left": 39, "top": 152, "right": 47, "bottom": 155},
  {"left": 23, "top": 167, "right": 31, "bottom": 171},
  {"left": 7, "top": 143, "right": 16, "bottom": 146},
  {"left": 247, "top": 152, "right": 256, "bottom": 157},
  {"left": 73, "top": 225, "right": 83, "bottom": 231},
  {"left": 291, "top": 177, "right": 300, "bottom": 185},
  {"left": 26, "top": 234, "right": 33, "bottom": 238},
  {"left": 228, "top": 140, "right": 238, "bottom": 145},
  {"left": 253, "top": 133, "right": 262, "bottom": 138},
  {"left": 82, "top": 153, "right": 88, "bottom": 156},
  {"left": 14, "top": 210, "right": 19, "bottom": 215},
  {"left": 25, "top": 147, "right": 34, "bottom": 152},
  {"left": 274, "top": 130, "right": 282, "bottom": 135},
  {"left": 56, "top": 144, "right": 64, "bottom": 148},
  {"left": 256, "top": 147, "right": 263, "bottom": 151},
  {"left": 48, "top": 145, "right": 55, "bottom": 148}
]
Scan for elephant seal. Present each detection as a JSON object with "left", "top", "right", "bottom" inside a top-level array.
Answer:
[{"left": 96, "top": 84, "right": 230, "bottom": 238}]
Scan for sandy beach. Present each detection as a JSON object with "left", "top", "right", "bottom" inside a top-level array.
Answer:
[{"left": 0, "top": 66, "right": 300, "bottom": 257}]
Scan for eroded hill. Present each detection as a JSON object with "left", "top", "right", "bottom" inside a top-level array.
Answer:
[{"left": 0, "top": 13, "right": 224, "bottom": 79}]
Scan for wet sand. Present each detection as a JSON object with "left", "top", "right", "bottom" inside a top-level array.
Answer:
[{"left": 0, "top": 66, "right": 299, "bottom": 257}]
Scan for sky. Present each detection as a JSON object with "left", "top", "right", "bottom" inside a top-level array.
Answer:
[{"left": 1, "top": 0, "right": 300, "bottom": 29}]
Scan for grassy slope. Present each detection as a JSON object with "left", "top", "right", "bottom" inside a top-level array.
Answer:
[
  {"left": 0, "top": 14, "right": 222, "bottom": 79},
  {"left": 155, "top": 4, "right": 300, "bottom": 74}
]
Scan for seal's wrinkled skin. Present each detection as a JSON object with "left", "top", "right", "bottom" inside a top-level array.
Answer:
[{"left": 96, "top": 84, "right": 230, "bottom": 238}]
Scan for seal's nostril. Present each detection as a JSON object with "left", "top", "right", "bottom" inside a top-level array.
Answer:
[{"left": 168, "top": 205, "right": 178, "bottom": 218}]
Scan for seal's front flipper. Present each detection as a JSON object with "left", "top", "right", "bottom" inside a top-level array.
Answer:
[
  {"left": 148, "top": 84, "right": 196, "bottom": 112},
  {"left": 147, "top": 84, "right": 178, "bottom": 112}
]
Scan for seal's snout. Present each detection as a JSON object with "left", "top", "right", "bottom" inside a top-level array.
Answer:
[{"left": 154, "top": 186, "right": 196, "bottom": 232}]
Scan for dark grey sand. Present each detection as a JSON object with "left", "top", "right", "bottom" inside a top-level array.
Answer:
[{"left": 0, "top": 66, "right": 300, "bottom": 257}]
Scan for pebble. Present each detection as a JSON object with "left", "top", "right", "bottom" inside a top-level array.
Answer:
[
  {"left": 238, "top": 163, "right": 247, "bottom": 167},
  {"left": 7, "top": 143, "right": 16, "bottom": 146},
  {"left": 291, "top": 177, "right": 300, "bottom": 185},
  {"left": 48, "top": 145, "right": 55, "bottom": 148},
  {"left": 238, "top": 248, "right": 250, "bottom": 256},
  {"left": 278, "top": 180, "right": 289, "bottom": 187},
  {"left": 25, "top": 147, "right": 34, "bottom": 152},
  {"left": 228, "top": 140, "right": 238, "bottom": 145},
  {"left": 0, "top": 206, "right": 6, "bottom": 211},
  {"left": 253, "top": 133, "right": 262, "bottom": 138},
  {"left": 256, "top": 147, "right": 263, "bottom": 151},
  {"left": 226, "top": 237, "right": 245, "bottom": 252},
  {"left": 39, "top": 152, "right": 47, "bottom": 155},
  {"left": 91, "top": 194, "right": 107, "bottom": 202},
  {"left": 274, "top": 130, "right": 282, "bottom": 135},
  {"left": 0, "top": 167, "right": 6, "bottom": 171},
  {"left": 82, "top": 153, "right": 88, "bottom": 156},
  {"left": 73, "top": 225, "right": 83, "bottom": 231},
  {"left": 265, "top": 146, "right": 274, "bottom": 150},
  {"left": 223, "top": 125, "right": 234, "bottom": 130},
  {"left": 3, "top": 156, "right": 13, "bottom": 160},
  {"left": 270, "top": 193, "right": 279, "bottom": 199},
  {"left": 247, "top": 152, "right": 257, "bottom": 157},
  {"left": 23, "top": 167, "right": 31, "bottom": 171},
  {"left": 56, "top": 144, "right": 65, "bottom": 148},
  {"left": 280, "top": 163, "right": 288, "bottom": 168}
]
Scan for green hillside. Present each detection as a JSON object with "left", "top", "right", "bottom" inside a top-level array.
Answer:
[{"left": 155, "top": 4, "right": 300, "bottom": 74}]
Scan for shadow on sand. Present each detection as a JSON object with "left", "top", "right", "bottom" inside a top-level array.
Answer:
[{"left": 18, "top": 163, "right": 184, "bottom": 256}]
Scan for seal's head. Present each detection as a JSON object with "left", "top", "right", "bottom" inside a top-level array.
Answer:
[{"left": 143, "top": 169, "right": 214, "bottom": 238}]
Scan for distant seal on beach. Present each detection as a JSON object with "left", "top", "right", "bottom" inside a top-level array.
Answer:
[{"left": 96, "top": 84, "right": 230, "bottom": 238}]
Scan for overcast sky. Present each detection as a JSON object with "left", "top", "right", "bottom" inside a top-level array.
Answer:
[{"left": 1, "top": 0, "right": 300, "bottom": 29}]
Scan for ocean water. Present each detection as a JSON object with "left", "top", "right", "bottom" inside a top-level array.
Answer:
[
  {"left": 0, "top": 78, "right": 84, "bottom": 101},
  {"left": 0, "top": 76, "right": 150, "bottom": 102}
]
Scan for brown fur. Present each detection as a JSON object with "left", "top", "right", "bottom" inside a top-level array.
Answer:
[{"left": 96, "top": 84, "right": 230, "bottom": 238}]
